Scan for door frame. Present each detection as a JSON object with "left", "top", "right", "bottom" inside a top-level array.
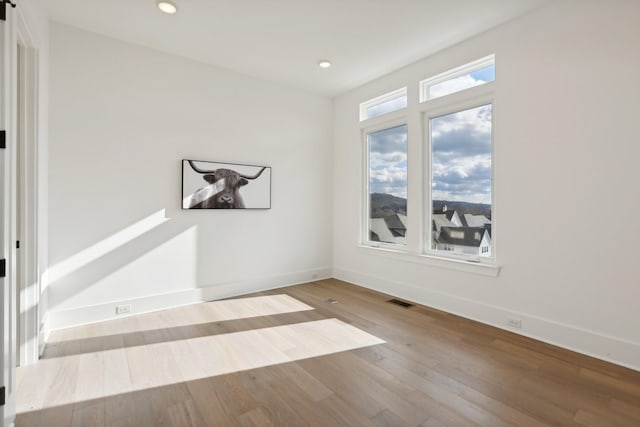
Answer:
[
  {"left": 0, "top": 4, "right": 18, "bottom": 424},
  {"left": 16, "top": 9, "right": 40, "bottom": 368}
]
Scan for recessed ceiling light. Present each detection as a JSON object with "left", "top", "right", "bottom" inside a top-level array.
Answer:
[
  {"left": 157, "top": 1, "right": 178, "bottom": 14},
  {"left": 318, "top": 60, "right": 332, "bottom": 69}
]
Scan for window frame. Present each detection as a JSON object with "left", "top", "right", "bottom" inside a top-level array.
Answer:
[
  {"left": 361, "top": 118, "right": 410, "bottom": 250},
  {"left": 421, "top": 86, "right": 496, "bottom": 265}
]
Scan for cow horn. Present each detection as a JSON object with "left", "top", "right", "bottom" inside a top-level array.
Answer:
[
  {"left": 188, "top": 160, "right": 266, "bottom": 180},
  {"left": 238, "top": 167, "right": 267, "bottom": 180},
  {"left": 187, "top": 160, "right": 215, "bottom": 174}
]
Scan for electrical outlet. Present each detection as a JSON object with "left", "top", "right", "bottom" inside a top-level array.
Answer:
[
  {"left": 115, "top": 304, "right": 131, "bottom": 315},
  {"left": 507, "top": 317, "right": 522, "bottom": 329}
]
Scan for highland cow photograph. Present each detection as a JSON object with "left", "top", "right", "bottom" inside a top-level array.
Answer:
[{"left": 182, "top": 159, "right": 271, "bottom": 209}]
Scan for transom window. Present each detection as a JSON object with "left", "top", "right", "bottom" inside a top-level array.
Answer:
[
  {"left": 420, "top": 55, "right": 495, "bottom": 102},
  {"left": 359, "top": 87, "right": 407, "bottom": 121}
]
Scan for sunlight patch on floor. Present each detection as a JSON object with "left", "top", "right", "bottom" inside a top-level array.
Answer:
[
  {"left": 16, "top": 318, "right": 384, "bottom": 413},
  {"left": 47, "top": 294, "right": 315, "bottom": 343}
]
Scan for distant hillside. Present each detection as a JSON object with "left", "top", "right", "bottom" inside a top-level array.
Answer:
[
  {"left": 433, "top": 200, "right": 491, "bottom": 218},
  {"left": 370, "top": 193, "right": 407, "bottom": 219},
  {"left": 370, "top": 193, "right": 491, "bottom": 219}
]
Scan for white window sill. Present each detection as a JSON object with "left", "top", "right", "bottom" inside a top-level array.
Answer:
[{"left": 359, "top": 245, "right": 500, "bottom": 277}]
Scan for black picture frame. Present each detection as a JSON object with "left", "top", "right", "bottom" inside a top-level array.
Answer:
[{"left": 182, "top": 159, "right": 272, "bottom": 210}]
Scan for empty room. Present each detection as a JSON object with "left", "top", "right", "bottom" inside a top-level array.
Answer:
[{"left": 0, "top": 0, "right": 639, "bottom": 426}]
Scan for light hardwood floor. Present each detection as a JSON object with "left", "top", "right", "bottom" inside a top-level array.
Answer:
[{"left": 16, "top": 279, "right": 640, "bottom": 426}]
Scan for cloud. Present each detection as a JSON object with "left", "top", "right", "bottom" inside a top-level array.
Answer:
[
  {"left": 432, "top": 158, "right": 491, "bottom": 182},
  {"left": 366, "top": 97, "right": 407, "bottom": 119},
  {"left": 369, "top": 125, "right": 407, "bottom": 153},
  {"left": 429, "top": 65, "right": 494, "bottom": 99},
  {"left": 370, "top": 157, "right": 407, "bottom": 198},
  {"left": 430, "top": 75, "right": 485, "bottom": 99},
  {"left": 431, "top": 104, "right": 492, "bottom": 204},
  {"left": 369, "top": 125, "right": 408, "bottom": 198},
  {"left": 370, "top": 151, "right": 407, "bottom": 169},
  {"left": 432, "top": 104, "right": 491, "bottom": 138}
]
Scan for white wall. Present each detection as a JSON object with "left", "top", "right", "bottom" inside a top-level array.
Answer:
[
  {"left": 48, "top": 23, "right": 333, "bottom": 329},
  {"left": 333, "top": 0, "right": 640, "bottom": 370}
]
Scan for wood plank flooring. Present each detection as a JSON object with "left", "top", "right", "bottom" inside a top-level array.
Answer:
[{"left": 16, "top": 279, "right": 640, "bottom": 426}]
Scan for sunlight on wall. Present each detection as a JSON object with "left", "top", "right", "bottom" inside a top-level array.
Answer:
[
  {"left": 16, "top": 318, "right": 384, "bottom": 412},
  {"left": 43, "top": 210, "right": 168, "bottom": 288},
  {"left": 182, "top": 178, "right": 226, "bottom": 208},
  {"left": 48, "top": 225, "right": 198, "bottom": 313}
]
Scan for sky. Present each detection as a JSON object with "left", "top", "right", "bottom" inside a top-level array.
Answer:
[
  {"left": 368, "top": 125, "right": 408, "bottom": 198},
  {"left": 366, "top": 95, "right": 407, "bottom": 119},
  {"left": 430, "top": 65, "right": 495, "bottom": 99},
  {"left": 368, "top": 66, "right": 493, "bottom": 205}
]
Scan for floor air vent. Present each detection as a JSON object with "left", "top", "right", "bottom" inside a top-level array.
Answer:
[{"left": 387, "top": 298, "right": 413, "bottom": 308}]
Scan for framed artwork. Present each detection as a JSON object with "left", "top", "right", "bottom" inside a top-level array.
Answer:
[{"left": 182, "top": 159, "right": 271, "bottom": 209}]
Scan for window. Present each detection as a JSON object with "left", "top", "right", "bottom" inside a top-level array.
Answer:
[
  {"left": 420, "top": 55, "right": 495, "bottom": 102},
  {"left": 359, "top": 55, "right": 496, "bottom": 269},
  {"left": 360, "top": 87, "right": 407, "bottom": 121},
  {"left": 429, "top": 104, "right": 493, "bottom": 258},
  {"left": 366, "top": 124, "right": 408, "bottom": 245}
]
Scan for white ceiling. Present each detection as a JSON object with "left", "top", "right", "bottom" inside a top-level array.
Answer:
[{"left": 46, "top": 0, "right": 550, "bottom": 97}]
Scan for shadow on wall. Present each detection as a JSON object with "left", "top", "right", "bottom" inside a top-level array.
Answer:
[{"left": 44, "top": 209, "right": 199, "bottom": 311}]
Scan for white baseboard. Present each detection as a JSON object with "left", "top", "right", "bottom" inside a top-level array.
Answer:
[
  {"left": 46, "top": 267, "right": 332, "bottom": 332},
  {"left": 43, "top": 265, "right": 639, "bottom": 371},
  {"left": 334, "top": 266, "right": 640, "bottom": 372}
]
